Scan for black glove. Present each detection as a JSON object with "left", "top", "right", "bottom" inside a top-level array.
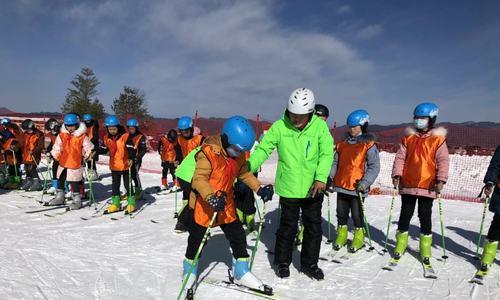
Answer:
[
  {"left": 326, "top": 176, "right": 334, "bottom": 194},
  {"left": 257, "top": 184, "right": 274, "bottom": 202},
  {"left": 356, "top": 180, "right": 368, "bottom": 193},
  {"left": 207, "top": 194, "right": 226, "bottom": 212}
]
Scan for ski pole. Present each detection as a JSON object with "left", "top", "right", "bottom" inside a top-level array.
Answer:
[
  {"left": 174, "top": 181, "right": 179, "bottom": 218},
  {"left": 437, "top": 193, "right": 448, "bottom": 260},
  {"left": 326, "top": 193, "right": 333, "bottom": 244},
  {"left": 358, "top": 192, "right": 375, "bottom": 251},
  {"left": 128, "top": 165, "right": 133, "bottom": 199},
  {"left": 382, "top": 188, "right": 397, "bottom": 253},
  {"left": 250, "top": 194, "right": 267, "bottom": 271},
  {"left": 86, "top": 158, "right": 96, "bottom": 209},
  {"left": 475, "top": 195, "right": 491, "bottom": 259},
  {"left": 177, "top": 212, "right": 218, "bottom": 300}
]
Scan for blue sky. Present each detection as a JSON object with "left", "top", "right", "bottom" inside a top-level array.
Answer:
[{"left": 0, "top": 0, "right": 499, "bottom": 124}]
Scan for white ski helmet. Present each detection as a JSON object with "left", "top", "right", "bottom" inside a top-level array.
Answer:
[{"left": 287, "top": 88, "right": 315, "bottom": 115}]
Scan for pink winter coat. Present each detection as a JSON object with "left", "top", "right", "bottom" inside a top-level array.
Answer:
[
  {"left": 392, "top": 127, "right": 450, "bottom": 199},
  {"left": 51, "top": 122, "right": 94, "bottom": 182}
]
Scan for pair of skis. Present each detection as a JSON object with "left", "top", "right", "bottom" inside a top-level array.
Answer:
[{"left": 381, "top": 254, "right": 437, "bottom": 279}]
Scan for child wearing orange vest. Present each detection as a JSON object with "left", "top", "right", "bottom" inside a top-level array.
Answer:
[
  {"left": 181, "top": 116, "right": 274, "bottom": 296},
  {"left": 99, "top": 115, "right": 137, "bottom": 214},
  {"left": 125, "top": 118, "right": 147, "bottom": 199},
  {"left": 82, "top": 114, "right": 100, "bottom": 181},
  {"left": 158, "top": 129, "right": 182, "bottom": 191},
  {"left": 20, "top": 119, "right": 45, "bottom": 191},
  {"left": 0, "top": 119, "right": 22, "bottom": 189},
  {"left": 47, "top": 114, "right": 93, "bottom": 209},
  {"left": 330, "top": 110, "right": 380, "bottom": 253},
  {"left": 175, "top": 116, "right": 205, "bottom": 233},
  {"left": 44, "top": 118, "right": 61, "bottom": 194},
  {"left": 391, "top": 102, "right": 449, "bottom": 266}
]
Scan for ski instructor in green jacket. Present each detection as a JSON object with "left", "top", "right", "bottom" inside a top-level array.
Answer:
[{"left": 248, "top": 88, "right": 334, "bottom": 280}]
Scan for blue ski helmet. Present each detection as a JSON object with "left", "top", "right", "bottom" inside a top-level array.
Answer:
[
  {"left": 347, "top": 109, "right": 370, "bottom": 127},
  {"left": 63, "top": 113, "right": 80, "bottom": 126},
  {"left": 414, "top": 102, "right": 439, "bottom": 118},
  {"left": 178, "top": 116, "right": 193, "bottom": 130},
  {"left": 82, "top": 114, "right": 93, "bottom": 122},
  {"left": 126, "top": 118, "right": 139, "bottom": 128},
  {"left": 221, "top": 116, "right": 255, "bottom": 152},
  {"left": 0, "top": 118, "right": 11, "bottom": 125},
  {"left": 104, "top": 115, "right": 120, "bottom": 127}
]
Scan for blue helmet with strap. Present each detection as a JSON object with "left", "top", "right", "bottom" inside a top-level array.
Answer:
[
  {"left": 221, "top": 115, "right": 255, "bottom": 152},
  {"left": 346, "top": 109, "right": 370, "bottom": 127},
  {"left": 104, "top": 115, "right": 120, "bottom": 127},
  {"left": 178, "top": 116, "right": 193, "bottom": 130},
  {"left": 63, "top": 113, "right": 80, "bottom": 126},
  {"left": 126, "top": 118, "right": 139, "bottom": 128},
  {"left": 414, "top": 102, "right": 439, "bottom": 118},
  {"left": 82, "top": 114, "right": 93, "bottom": 122}
]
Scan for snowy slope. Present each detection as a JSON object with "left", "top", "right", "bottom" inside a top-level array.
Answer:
[{"left": 0, "top": 155, "right": 498, "bottom": 300}]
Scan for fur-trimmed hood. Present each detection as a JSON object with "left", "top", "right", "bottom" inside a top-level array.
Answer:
[
  {"left": 405, "top": 126, "right": 447, "bottom": 137},
  {"left": 344, "top": 132, "right": 377, "bottom": 144},
  {"left": 61, "top": 122, "right": 87, "bottom": 137}
]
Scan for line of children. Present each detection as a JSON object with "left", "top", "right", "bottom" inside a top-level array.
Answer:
[
  {"left": 391, "top": 102, "right": 449, "bottom": 264},
  {"left": 181, "top": 115, "right": 274, "bottom": 295},
  {"left": 99, "top": 115, "right": 137, "bottom": 214},
  {"left": 329, "top": 109, "right": 380, "bottom": 252},
  {"left": 158, "top": 129, "right": 182, "bottom": 191},
  {"left": 126, "top": 118, "right": 147, "bottom": 199},
  {"left": 175, "top": 116, "right": 205, "bottom": 232},
  {"left": 46, "top": 113, "right": 93, "bottom": 210}
]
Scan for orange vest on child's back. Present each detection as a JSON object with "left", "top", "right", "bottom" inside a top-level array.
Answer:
[
  {"left": 104, "top": 133, "right": 130, "bottom": 171},
  {"left": 2, "top": 138, "right": 16, "bottom": 165},
  {"left": 193, "top": 144, "right": 244, "bottom": 227},
  {"left": 58, "top": 132, "right": 85, "bottom": 169},
  {"left": 131, "top": 133, "right": 144, "bottom": 156},
  {"left": 333, "top": 140, "right": 375, "bottom": 191},
  {"left": 22, "top": 132, "right": 42, "bottom": 164},
  {"left": 401, "top": 134, "right": 446, "bottom": 190},
  {"left": 160, "top": 136, "right": 177, "bottom": 162},
  {"left": 178, "top": 135, "right": 203, "bottom": 158}
]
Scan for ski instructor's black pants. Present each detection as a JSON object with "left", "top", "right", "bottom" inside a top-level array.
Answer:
[{"left": 274, "top": 195, "right": 323, "bottom": 268}]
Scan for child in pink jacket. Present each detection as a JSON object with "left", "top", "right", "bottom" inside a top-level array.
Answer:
[{"left": 390, "top": 102, "right": 449, "bottom": 266}]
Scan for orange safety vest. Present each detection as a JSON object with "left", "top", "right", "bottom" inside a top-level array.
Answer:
[
  {"left": 178, "top": 135, "right": 203, "bottom": 158},
  {"left": 401, "top": 134, "right": 446, "bottom": 190},
  {"left": 58, "top": 132, "right": 85, "bottom": 169},
  {"left": 333, "top": 140, "right": 375, "bottom": 191},
  {"left": 104, "top": 132, "right": 130, "bottom": 171},
  {"left": 160, "top": 136, "right": 177, "bottom": 162},
  {"left": 131, "top": 133, "right": 144, "bottom": 156},
  {"left": 22, "top": 132, "right": 42, "bottom": 164},
  {"left": 193, "top": 144, "right": 245, "bottom": 227},
  {"left": 2, "top": 138, "right": 16, "bottom": 165}
]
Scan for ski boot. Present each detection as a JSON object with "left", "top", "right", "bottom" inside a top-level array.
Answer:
[
  {"left": 182, "top": 258, "right": 198, "bottom": 297},
  {"left": 301, "top": 263, "right": 325, "bottom": 280},
  {"left": 45, "top": 189, "right": 65, "bottom": 206},
  {"left": 105, "top": 195, "right": 122, "bottom": 214},
  {"left": 126, "top": 195, "right": 136, "bottom": 214},
  {"left": 349, "top": 227, "right": 365, "bottom": 253},
  {"left": 333, "top": 225, "right": 348, "bottom": 250},
  {"left": 21, "top": 178, "right": 33, "bottom": 191},
  {"left": 68, "top": 193, "right": 82, "bottom": 210},
  {"left": 28, "top": 178, "right": 42, "bottom": 191},
  {"left": 276, "top": 263, "right": 290, "bottom": 278},
  {"left": 477, "top": 240, "right": 498, "bottom": 277},
  {"left": 394, "top": 231, "right": 408, "bottom": 259},
  {"left": 46, "top": 179, "right": 58, "bottom": 194},
  {"left": 420, "top": 234, "right": 432, "bottom": 260},
  {"left": 0, "top": 173, "right": 7, "bottom": 188},
  {"left": 231, "top": 258, "right": 273, "bottom": 294},
  {"left": 160, "top": 178, "right": 168, "bottom": 191}
]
